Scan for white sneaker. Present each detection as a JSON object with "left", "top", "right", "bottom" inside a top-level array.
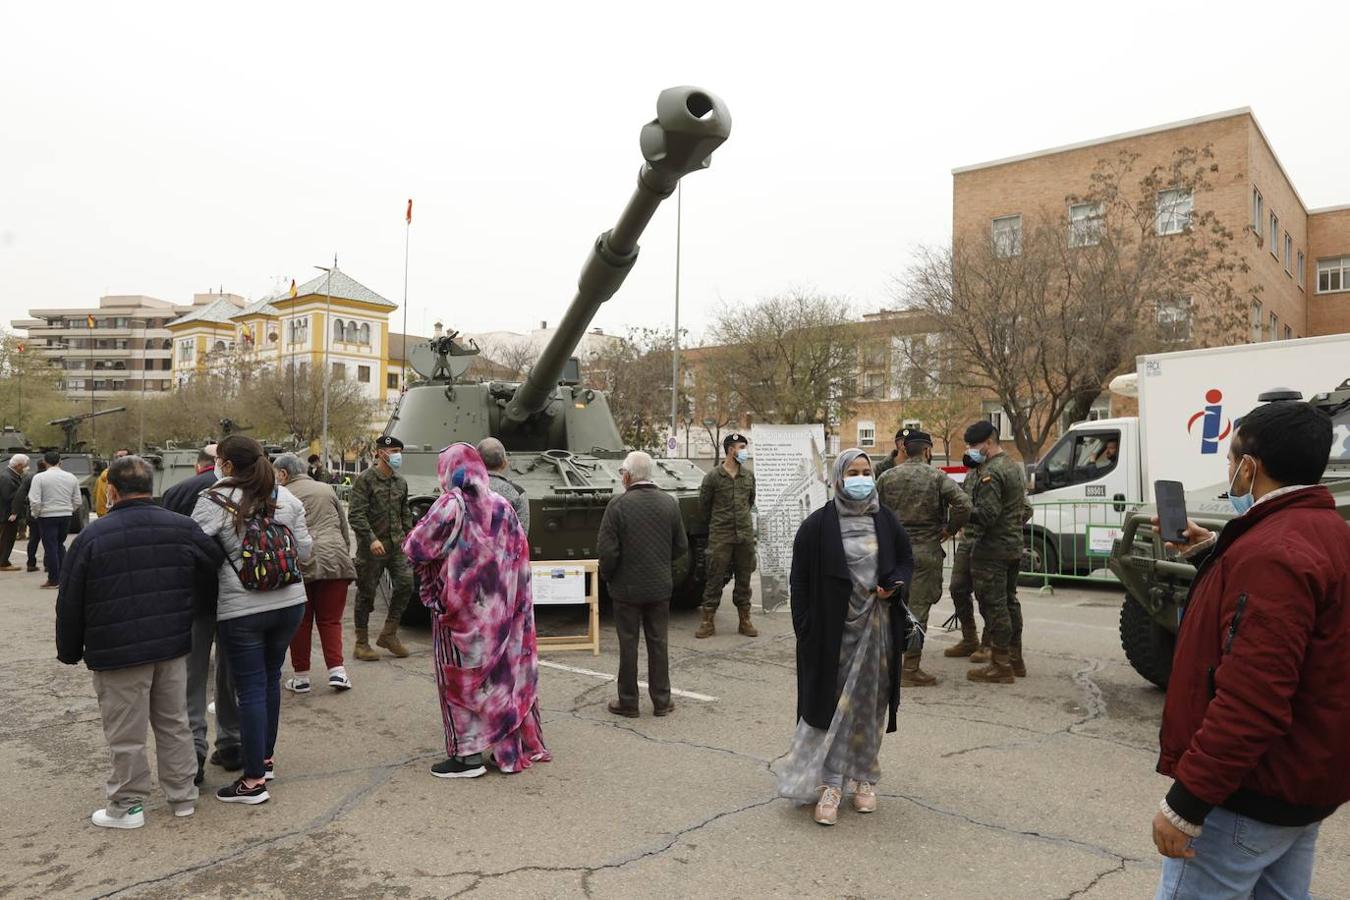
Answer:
[
  {"left": 92, "top": 806, "right": 145, "bottom": 829},
  {"left": 284, "top": 677, "right": 311, "bottom": 694},
  {"left": 328, "top": 669, "right": 352, "bottom": 691},
  {"left": 173, "top": 805, "right": 195, "bottom": 818}
]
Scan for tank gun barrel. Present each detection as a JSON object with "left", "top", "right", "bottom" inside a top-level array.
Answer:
[{"left": 502, "top": 87, "right": 731, "bottom": 427}]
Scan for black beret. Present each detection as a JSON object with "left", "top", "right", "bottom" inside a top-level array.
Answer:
[
  {"left": 894, "top": 427, "right": 909, "bottom": 442},
  {"left": 375, "top": 435, "right": 404, "bottom": 450},
  {"left": 723, "top": 433, "right": 748, "bottom": 450},
  {"left": 903, "top": 429, "right": 933, "bottom": 447},
  {"left": 964, "top": 420, "right": 997, "bottom": 445}
]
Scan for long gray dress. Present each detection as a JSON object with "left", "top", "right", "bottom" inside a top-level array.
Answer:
[{"left": 773, "top": 512, "right": 894, "bottom": 802}]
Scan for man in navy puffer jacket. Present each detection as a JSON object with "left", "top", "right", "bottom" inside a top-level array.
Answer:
[{"left": 56, "top": 455, "right": 223, "bottom": 830}]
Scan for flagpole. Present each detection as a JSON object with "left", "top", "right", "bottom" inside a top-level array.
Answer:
[{"left": 402, "top": 198, "right": 411, "bottom": 390}]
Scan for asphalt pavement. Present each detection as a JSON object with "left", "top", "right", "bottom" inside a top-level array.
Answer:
[{"left": 3, "top": 564, "right": 1348, "bottom": 899}]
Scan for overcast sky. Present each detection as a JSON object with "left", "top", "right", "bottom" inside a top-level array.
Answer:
[{"left": 2, "top": 2, "right": 1346, "bottom": 343}]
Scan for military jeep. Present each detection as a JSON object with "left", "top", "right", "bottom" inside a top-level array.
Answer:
[{"left": 1107, "top": 379, "right": 1350, "bottom": 688}]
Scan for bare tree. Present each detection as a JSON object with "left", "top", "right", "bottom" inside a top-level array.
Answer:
[
  {"left": 472, "top": 338, "right": 537, "bottom": 382},
  {"left": 586, "top": 327, "right": 685, "bottom": 451},
  {"left": 705, "top": 290, "right": 860, "bottom": 426},
  {"left": 901, "top": 146, "right": 1255, "bottom": 460}
]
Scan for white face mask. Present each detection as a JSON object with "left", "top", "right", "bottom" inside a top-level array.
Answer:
[{"left": 214, "top": 463, "right": 226, "bottom": 481}]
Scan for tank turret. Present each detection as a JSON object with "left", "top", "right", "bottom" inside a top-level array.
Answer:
[{"left": 384, "top": 88, "right": 732, "bottom": 615}]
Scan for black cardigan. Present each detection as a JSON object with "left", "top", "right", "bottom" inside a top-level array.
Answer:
[{"left": 789, "top": 502, "right": 914, "bottom": 733}]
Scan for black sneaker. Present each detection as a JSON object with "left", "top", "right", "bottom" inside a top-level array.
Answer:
[
  {"left": 210, "top": 748, "right": 244, "bottom": 771},
  {"left": 430, "top": 756, "right": 486, "bottom": 779},
  {"left": 216, "top": 777, "right": 269, "bottom": 805}
]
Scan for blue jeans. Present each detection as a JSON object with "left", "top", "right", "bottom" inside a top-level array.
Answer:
[
  {"left": 39, "top": 516, "right": 70, "bottom": 583},
  {"left": 217, "top": 604, "right": 304, "bottom": 780},
  {"left": 1156, "top": 806, "right": 1321, "bottom": 899}
]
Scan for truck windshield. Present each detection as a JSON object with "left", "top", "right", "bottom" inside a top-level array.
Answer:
[
  {"left": 61, "top": 457, "right": 92, "bottom": 475},
  {"left": 1034, "top": 430, "right": 1120, "bottom": 491}
]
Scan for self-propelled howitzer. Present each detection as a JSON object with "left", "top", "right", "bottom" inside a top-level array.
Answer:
[{"left": 383, "top": 87, "right": 732, "bottom": 612}]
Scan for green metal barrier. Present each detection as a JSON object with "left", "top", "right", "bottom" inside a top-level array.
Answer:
[{"left": 1020, "top": 498, "right": 1145, "bottom": 593}]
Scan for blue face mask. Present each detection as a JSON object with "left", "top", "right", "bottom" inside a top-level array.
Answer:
[
  {"left": 735, "top": 449, "right": 748, "bottom": 464},
  {"left": 387, "top": 452, "right": 403, "bottom": 470},
  {"left": 1228, "top": 456, "right": 1254, "bottom": 515},
  {"left": 967, "top": 448, "right": 985, "bottom": 465},
  {"left": 842, "top": 475, "right": 874, "bottom": 500}
]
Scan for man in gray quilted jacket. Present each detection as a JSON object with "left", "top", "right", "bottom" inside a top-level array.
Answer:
[
  {"left": 476, "top": 438, "right": 529, "bottom": 534},
  {"left": 597, "top": 451, "right": 689, "bottom": 718}
]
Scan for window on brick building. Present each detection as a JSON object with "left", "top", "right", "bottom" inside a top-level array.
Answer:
[
  {"left": 1155, "top": 189, "right": 1192, "bottom": 235},
  {"left": 1269, "top": 312, "right": 1279, "bottom": 342},
  {"left": 857, "top": 421, "right": 876, "bottom": 448},
  {"left": 1298, "top": 250, "right": 1306, "bottom": 288},
  {"left": 1251, "top": 187, "right": 1263, "bottom": 238},
  {"left": 991, "top": 215, "right": 1022, "bottom": 257},
  {"left": 1249, "top": 301, "right": 1263, "bottom": 343},
  {"left": 1269, "top": 213, "right": 1280, "bottom": 259},
  {"left": 1068, "top": 202, "right": 1103, "bottom": 247},
  {"left": 1317, "top": 257, "right": 1349, "bottom": 293},
  {"left": 1284, "top": 233, "right": 1292, "bottom": 274},
  {"left": 1155, "top": 296, "right": 1192, "bottom": 343},
  {"left": 1284, "top": 325, "right": 1292, "bottom": 341}
]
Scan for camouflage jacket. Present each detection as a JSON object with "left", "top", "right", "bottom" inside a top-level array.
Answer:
[
  {"left": 965, "top": 451, "right": 1028, "bottom": 560},
  {"left": 877, "top": 457, "right": 972, "bottom": 546},
  {"left": 347, "top": 466, "right": 412, "bottom": 551},
  {"left": 872, "top": 450, "right": 902, "bottom": 478},
  {"left": 699, "top": 464, "right": 755, "bottom": 544}
]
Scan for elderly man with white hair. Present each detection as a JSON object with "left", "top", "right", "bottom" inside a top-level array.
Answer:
[
  {"left": 476, "top": 437, "right": 529, "bottom": 534},
  {"left": 0, "top": 453, "right": 29, "bottom": 570},
  {"left": 596, "top": 450, "right": 690, "bottom": 717}
]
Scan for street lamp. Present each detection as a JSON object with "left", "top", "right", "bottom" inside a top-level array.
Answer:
[{"left": 313, "top": 256, "right": 337, "bottom": 472}]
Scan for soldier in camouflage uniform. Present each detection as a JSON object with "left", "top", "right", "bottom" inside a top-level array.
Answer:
[
  {"left": 696, "top": 433, "right": 757, "bottom": 639},
  {"left": 876, "top": 429, "right": 971, "bottom": 686},
  {"left": 962, "top": 421, "right": 1029, "bottom": 684},
  {"left": 944, "top": 453, "right": 985, "bottom": 660},
  {"left": 347, "top": 435, "right": 415, "bottom": 661},
  {"left": 871, "top": 427, "right": 910, "bottom": 479}
]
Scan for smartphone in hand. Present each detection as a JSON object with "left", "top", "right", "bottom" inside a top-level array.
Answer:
[{"left": 1154, "top": 480, "right": 1189, "bottom": 543}]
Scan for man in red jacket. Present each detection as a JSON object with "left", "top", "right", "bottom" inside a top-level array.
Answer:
[{"left": 1151, "top": 400, "right": 1349, "bottom": 898}]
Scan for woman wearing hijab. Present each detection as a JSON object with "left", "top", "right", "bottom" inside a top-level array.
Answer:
[
  {"left": 402, "top": 443, "right": 551, "bottom": 779},
  {"left": 773, "top": 448, "right": 916, "bottom": 826}
]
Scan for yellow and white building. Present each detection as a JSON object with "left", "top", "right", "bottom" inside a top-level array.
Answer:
[{"left": 167, "top": 267, "right": 402, "bottom": 403}]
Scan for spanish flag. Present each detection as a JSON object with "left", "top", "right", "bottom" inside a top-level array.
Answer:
[
  {"left": 406, "top": 198, "right": 413, "bottom": 225},
  {"left": 86, "top": 314, "right": 96, "bottom": 328},
  {"left": 289, "top": 279, "right": 297, "bottom": 298}
]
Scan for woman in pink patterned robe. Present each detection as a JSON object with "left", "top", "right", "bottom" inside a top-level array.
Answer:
[{"left": 402, "top": 443, "right": 550, "bottom": 779}]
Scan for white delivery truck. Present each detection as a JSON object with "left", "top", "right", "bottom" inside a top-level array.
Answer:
[{"left": 1022, "top": 333, "right": 1350, "bottom": 576}]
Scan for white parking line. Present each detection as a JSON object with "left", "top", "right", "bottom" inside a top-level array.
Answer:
[{"left": 538, "top": 659, "right": 719, "bottom": 703}]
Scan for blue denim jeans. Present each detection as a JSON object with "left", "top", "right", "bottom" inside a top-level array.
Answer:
[
  {"left": 1156, "top": 806, "right": 1321, "bottom": 899},
  {"left": 217, "top": 604, "right": 304, "bottom": 780},
  {"left": 39, "top": 516, "right": 70, "bottom": 583}
]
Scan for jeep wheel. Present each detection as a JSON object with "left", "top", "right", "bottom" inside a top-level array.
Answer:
[{"left": 1119, "top": 596, "right": 1175, "bottom": 689}]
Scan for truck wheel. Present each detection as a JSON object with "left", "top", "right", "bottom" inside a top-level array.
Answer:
[
  {"left": 1119, "top": 596, "right": 1175, "bottom": 689},
  {"left": 1019, "top": 530, "right": 1058, "bottom": 586},
  {"left": 672, "top": 534, "right": 709, "bottom": 610}
]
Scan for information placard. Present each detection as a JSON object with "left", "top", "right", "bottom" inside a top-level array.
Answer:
[
  {"left": 750, "top": 424, "right": 829, "bottom": 610},
  {"left": 531, "top": 565, "right": 586, "bottom": 605}
]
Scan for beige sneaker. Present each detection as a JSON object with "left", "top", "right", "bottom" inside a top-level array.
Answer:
[
  {"left": 814, "top": 785, "right": 842, "bottom": 826},
  {"left": 850, "top": 780, "right": 877, "bottom": 813}
]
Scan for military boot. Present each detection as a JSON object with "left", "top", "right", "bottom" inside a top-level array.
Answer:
[
  {"left": 737, "top": 607, "right": 758, "bottom": 637},
  {"left": 353, "top": 628, "right": 379, "bottom": 662},
  {"left": 967, "top": 649, "right": 1015, "bottom": 684},
  {"left": 695, "top": 608, "right": 716, "bottom": 639},
  {"left": 900, "top": 652, "right": 938, "bottom": 687},
  {"left": 376, "top": 620, "right": 410, "bottom": 658},
  {"left": 943, "top": 617, "right": 980, "bottom": 658},
  {"left": 968, "top": 632, "right": 993, "bottom": 664},
  {"left": 1009, "top": 641, "right": 1027, "bottom": 678}
]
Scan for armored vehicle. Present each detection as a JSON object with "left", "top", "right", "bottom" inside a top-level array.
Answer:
[
  {"left": 0, "top": 427, "right": 32, "bottom": 467},
  {"left": 1108, "top": 379, "right": 1350, "bottom": 688},
  {"left": 46, "top": 407, "right": 127, "bottom": 533},
  {"left": 384, "top": 86, "right": 731, "bottom": 610}
]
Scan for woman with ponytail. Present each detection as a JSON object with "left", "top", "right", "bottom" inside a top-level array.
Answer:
[{"left": 192, "top": 435, "right": 312, "bottom": 806}]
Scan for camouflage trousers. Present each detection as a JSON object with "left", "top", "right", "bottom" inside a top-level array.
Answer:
[
  {"left": 354, "top": 548, "right": 414, "bottom": 631},
  {"left": 702, "top": 538, "right": 755, "bottom": 611},
  {"left": 971, "top": 554, "right": 1022, "bottom": 649},
  {"left": 905, "top": 542, "right": 946, "bottom": 632}
]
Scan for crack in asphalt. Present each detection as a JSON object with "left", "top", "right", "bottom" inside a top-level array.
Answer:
[
  {"left": 0, "top": 715, "right": 102, "bottom": 739},
  {"left": 1060, "top": 857, "right": 1129, "bottom": 899},
  {"left": 87, "top": 751, "right": 435, "bottom": 899},
  {"left": 559, "top": 709, "right": 773, "bottom": 768}
]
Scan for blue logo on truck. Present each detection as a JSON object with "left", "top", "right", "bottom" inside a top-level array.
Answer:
[{"left": 1186, "top": 389, "right": 1232, "bottom": 455}]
